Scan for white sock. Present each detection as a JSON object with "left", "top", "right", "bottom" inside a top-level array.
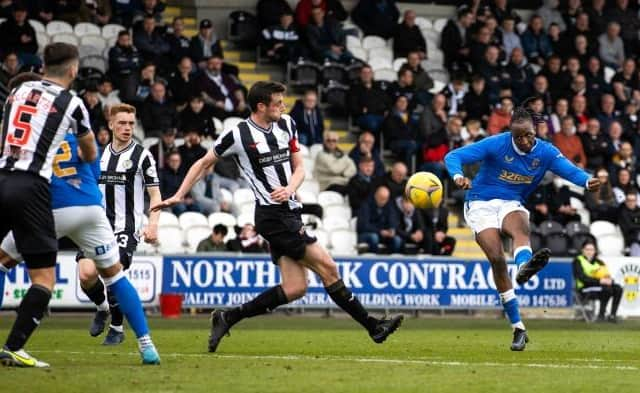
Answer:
[
  {"left": 96, "top": 300, "right": 109, "bottom": 312},
  {"left": 137, "top": 334, "right": 153, "bottom": 350},
  {"left": 110, "top": 324, "right": 124, "bottom": 333},
  {"left": 512, "top": 321, "right": 526, "bottom": 330}
]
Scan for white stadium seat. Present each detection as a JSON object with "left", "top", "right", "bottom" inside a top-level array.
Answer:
[
  {"left": 297, "top": 189, "right": 317, "bottom": 204},
  {"left": 368, "top": 47, "right": 393, "bottom": 62},
  {"left": 322, "top": 216, "right": 350, "bottom": 232},
  {"left": 298, "top": 179, "right": 320, "bottom": 196},
  {"left": 106, "top": 35, "right": 118, "bottom": 48},
  {"left": 311, "top": 228, "right": 329, "bottom": 248},
  {"left": 157, "top": 225, "right": 185, "bottom": 254},
  {"left": 301, "top": 214, "right": 323, "bottom": 229},
  {"left": 102, "top": 23, "right": 126, "bottom": 39},
  {"left": 80, "top": 55, "right": 107, "bottom": 73},
  {"left": 74, "top": 22, "right": 101, "bottom": 37},
  {"left": 393, "top": 57, "right": 407, "bottom": 71},
  {"left": 346, "top": 35, "right": 361, "bottom": 51},
  {"left": 349, "top": 46, "right": 368, "bottom": 62},
  {"left": 432, "top": 18, "right": 448, "bottom": 33},
  {"left": 46, "top": 20, "right": 73, "bottom": 36},
  {"left": 330, "top": 229, "right": 357, "bottom": 255},
  {"left": 303, "top": 157, "right": 315, "bottom": 179},
  {"left": 142, "top": 137, "right": 158, "bottom": 150},
  {"left": 589, "top": 221, "right": 618, "bottom": 238},
  {"left": 223, "top": 116, "right": 244, "bottom": 131},
  {"left": 208, "top": 212, "right": 236, "bottom": 228},
  {"left": 598, "top": 234, "right": 625, "bottom": 256},
  {"left": 220, "top": 188, "right": 233, "bottom": 205},
  {"left": 237, "top": 202, "right": 255, "bottom": 217},
  {"left": 159, "top": 211, "right": 179, "bottom": 227},
  {"left": 317, "top": 190, "right": 344, "bottom": 208},
  {"left": 184, "top": 225, "right": 213, "bottom": 253},
  {"left": 298, "top": 143, "right": 309, "bottom": 157},
  {"left": 212, "top": 117, "right": 223, "bottom": 134},
  {"left": 368, "top": 56, "right": 392, "bottom": 71},
  {"left": 236, "top": 212, "right": 254, "bottom": 226},
  {"left": 415, "top": 16, "right": 432, "bottom": 30},
  {"left": 374, "top": 68, "right": 397, "bottom": 82},
  {"left": 309, "top": 144, "right": 323, "bottom": 159},
  {"left": 233, "top": 188, "right": 255, "bottom": 207},
  {"left": 80, "top": 35, "right": 107, "bottom": 52},
  {"left": 178, "top": 212, "right": 209, "bottom": 230},
  {"left": 51, "top": 33, "right": 79, "bottom": 46},
  {"left": 29, "top": 19, "right": 46, "bottom": 34},
  {"left": 79, "top": 45, "right": 102, "bottom": 58},
  {"left": 362, "top": 35, "right": 386, "bottom": 50},
  {"left": 325, "top": 205, "right": 351, "bottom": 219},
  {"left": 36, "top": 32, "right": 49, "bottom": 54}
]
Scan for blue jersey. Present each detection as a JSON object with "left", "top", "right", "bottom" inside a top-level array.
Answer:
[
  {"left": 444, "top": 132, "right": 590, "bottom": 204},
  {"left": 50, "top": 133, "right": 103, "bottom": 209}
]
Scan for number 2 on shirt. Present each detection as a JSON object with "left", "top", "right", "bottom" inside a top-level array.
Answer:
[
  {"left": 8, "top": 105, "right": 37, "bottom": 146},
  {"left": 52, "top": 141, "right": 77, "bottom": 178}
]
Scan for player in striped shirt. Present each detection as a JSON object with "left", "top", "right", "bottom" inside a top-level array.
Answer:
[{"left": 153, "top": 81, "right": 403, "bottom": 352}]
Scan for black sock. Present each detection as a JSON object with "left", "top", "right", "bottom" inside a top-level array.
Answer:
[
  {"left": 107, "top": 287, "right": 124, "bottom": 327},
  {"left": 82, "top": 279, "right": 106, "bottom": 308},
  {"left": 325, "top": 279, "right": 377, "bottom": 333},
  {"left": 5, "top": 284, "right": 51, "bottom": 351},
  {"left": 224, "top": 285, "right": 288, "bottom": 327}
]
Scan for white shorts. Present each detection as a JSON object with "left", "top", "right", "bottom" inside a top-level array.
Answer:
[
  {"left": 463, "top": 199, "right": 529, "bottom": 234},
  {"left": 1, "top": 205, "right": 119, "bottom": 268}
]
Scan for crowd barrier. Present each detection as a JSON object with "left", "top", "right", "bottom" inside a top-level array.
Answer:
[{"left": 3, "top": 253, "right": 639, "bottom": 317}]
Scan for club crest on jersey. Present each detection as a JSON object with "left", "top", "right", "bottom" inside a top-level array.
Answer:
[
  {"left": 504, "top": 155, "right": 514, "bottom": 163},
  {"left": 529, "top": 158, "right": 540, "bottom": 170},
  {"left": 122, "top": 159, "right": 133, "bottom": 170}
]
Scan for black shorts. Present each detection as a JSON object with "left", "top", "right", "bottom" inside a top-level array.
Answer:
[
  {"left": 0, "top": 171, "right": 57, "bottom": 268},
  {"left": 115, "top": 231, "right": 138, "bottom": 270},
  {"left": 254, "top": 204, "right": 316, "bottom": 264}
]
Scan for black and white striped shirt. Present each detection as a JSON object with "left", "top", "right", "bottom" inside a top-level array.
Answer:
[
  {"left": 99, "top": 142, "right": 159, "bottom": 235},
  {"left": 0, "top": 80, "right": 91, "bottom": 180},
  {"left": 213, "top": 114, "right": 302, "bottom": 208}
]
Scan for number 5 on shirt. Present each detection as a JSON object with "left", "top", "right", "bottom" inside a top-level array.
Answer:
[{"left": 8, "top": 105, "right": 37, "bottom": 146}]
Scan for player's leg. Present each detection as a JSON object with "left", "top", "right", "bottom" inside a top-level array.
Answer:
[
  {"left": 104, "top": 232, "right": 136, "bottom": 345},
  {"left": 475, "top": 228, "right": 527, "bottom": 351},
  {"left": 300, "top": 242, "right": 403, "bottom": 343},
  {"left": 77, "top": 256, "right": 110, "bottom": 336},
  {"left": 501, "top": 208, "right": 551, "bottom": 285},
  {"left": 208, "top": 257, "right": 306, "bottom": 352}
]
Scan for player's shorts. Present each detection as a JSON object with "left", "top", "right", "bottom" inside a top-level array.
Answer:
[
  {"left": 114, "top": 231, "right": 139, "bottom": 270},
  {"left": 1, "top": 205, "right": 119, "bottom": 269},
  {"left": 464, "top": 199, "right": 530, "bottom": 234},
  {"left": 0, "top": 171, "right": 57, "bottom": 268},
  {"left": 255, "top": 204, "right": 317, "bottom": 264}
]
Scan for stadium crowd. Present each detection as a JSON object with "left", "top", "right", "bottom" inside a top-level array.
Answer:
[{"left": 1, "top": 0, "right": 640, "bottom": 256}]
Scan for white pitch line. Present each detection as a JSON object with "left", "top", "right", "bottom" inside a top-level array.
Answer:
[{"left": 31, "top": 350, "right": 639, "bottom": 371}]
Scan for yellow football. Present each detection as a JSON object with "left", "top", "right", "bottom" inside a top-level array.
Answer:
[{"left": 405, "top": 171, "right": 444, "bottom": 209}]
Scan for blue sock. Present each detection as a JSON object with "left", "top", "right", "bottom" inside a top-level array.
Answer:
[
  {"left": 514, "top": 246, "right": 533, "bottom": 268},
  {"left": 105, "top": 272, "right": 149, "bottom": 338},
  {"left": 0, "top": 266, "right": 6, "bottom": 308},
  {"left": 500, "top": 289, "right": 525, "bottom": 330}
]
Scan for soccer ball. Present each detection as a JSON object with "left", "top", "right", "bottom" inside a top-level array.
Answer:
[{"left": 405, "top": 171, "right": 443, "bottom": 209}]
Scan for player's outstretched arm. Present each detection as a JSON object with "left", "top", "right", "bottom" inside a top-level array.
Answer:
[
  {"left": 150, "top": 150, "right": 219, "bottom": 211},
  {"left": 271, "top": 150, "right": 305, "bottom": 202},
  {"left": 443, "top": 135, "right": 493, "bottom": 186},
  {"left": 548, "top": 148, "right": 601, "bottom": 192}
]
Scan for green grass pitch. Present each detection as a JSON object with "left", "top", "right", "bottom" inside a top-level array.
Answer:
[{"left": 1, "top": 314, "right": 638, "bottom": 393}]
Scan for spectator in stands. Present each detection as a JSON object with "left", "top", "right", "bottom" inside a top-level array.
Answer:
[
  {"left": 613, "top": 167, "right": 639, "bottom": 204},
  {"left": 571, "top": 92, "right": 589, "bottom": 133},
  {"left": 306, "top": 6, "right": 352, "bottom": 64},
  {"left": 610, "top": 141, "right": 636, "bottom": 177},
  {"left": 598, "top": 22, "right": 625, "bottom": 69},
  {"left": 420, "top": 112, "right": 450, "bottom": 180},
  {"left": 168, "top": 56, "right": 196, "bottom": 109},
  {"left": 469, "top": 26, "right": 492, "bottom": 68},
  {"left": 150, "top": 128, "right": 177, "bottom": 170},
  {"left": 392, "top": 9, "right": 426, "bottom": 59},
  {"left": 499, "top": 15, "right": 521, "bottom": 61},
  {"left": 166, "top": 17, "right": 192, "bottom": 66},
  {"left": 179, "top": 94, "right": 218, "bottom": 139},
  {"left": 289, "top": 90, "right": 323, "bottom": 147},
  {"left": 440, "top": 7, "right": 474, "bottom": 75},
  {"left": 0, "top": 4, "right": 38, "bottom": 67},
  {"left": 584, "top": 56, "right": 608, "bottom": 110},
  {"left": 314, "top": 131, "right": 356, "bottom": 194},
  {"left": 357, "top": 185, "right": 402, "bottom": 254},
  {"left": 560, "top": 12, "right": 594, "bottom": 54},
  {"left": 537, "top": 0, "right": 565, "bottom": 31},
  {"left": 351, "top": 0, "right": 399, "bottom": 39},
  {"left": 227, "top": 224, "right": 268, "bottom": 253},
  {"left": 0, "top": 0, "right": 14, "bottom": 19},
  {"left": 547, "top": 22, "right": 563, "bottom": 58},
  {"left": 347, "top": 155, "right": 376, "bottom": 215},
  {"left": 403, "top": 51, "right": 433, "bottom": 104},
  {"left": 394, "top": 196, "right": 427, "bottom": 254},
  {"left": 108, "top": 30, "right": 141, "bottom": 103},
  {"left": 619, "top": 191, "right": 640, "bottom": 256},
  {"left": 580, "top": 119, "right": 611, "bottom": 173},
  {"left": 257, "top": 0, "right": 293, "bottom": 30},
  {"left": 611, "top": 58, "right": 638, "bottom": 107},
  {"left": 418, "top": 93, "right": 447, "bottom": 142},
  {"left": 553, "top": 116, "right": 587, "bottom": 168},
  {"left": 549, "top": 98, "right": 569, "bottom": 135},
  {"left": 587, "top": 0, "right": 607, "bottom": 35},
  {"left": 532, "top": 74, "right": 553, "bottom": 114},
  {"left": 86, "top": 0, "right": 112, "bottom": 26},
  {"left": 192, "top": 166, "right": 231, "bottom": 216},
  {"left": 295, "top": 0, "right": 347, "bottom": 28},
  {"left": 387, "top": 66, "right": 417, "bottom": 112},
  {"left": 197, "top": 224, "right": 228, "bottom": 252},
  {"left": 477, "top": 45, "right": 508, "bottom": 105},
  {"left": 261, "top": 11, "right": 299, "bottom": 64},
  {"left": 487, "top": 96, "right": 513, "bottom": 135},
  {"left": 140, "top": 80, "right": 177, "bottom": 138},
  {"left": 585, "top": 168, "right": 619, "bottom": 223},
  {"left": 381, "top": 95, "right": 417, "bottom": 169},
  {"left": 540, "top": 55, "right": 571, "bottom": 102},
  {"left": 375, "top": 161, "right": 407, "bottom": 200},
  {"left": 349, "top": 131, "right": 385, "bottom": 178},
  {"left": 110, "top": 0, "right": 137, "bottom": 27},
  {"left": 440, "top": 74, "right": 466, "bottom": 117},
  {"left": 505, "top": 47, "right": 534, "bottom": 105},
  {"left": 348, "top": 65, "right": 390, "bottom": 134},
  {"left": 521, "top": 14, "right": 552, "bottom": 67},
  {"left": 573, "top": 240, "right": 623, "bottom": 322},
  {"left": 96, "top": 126, "right": 111, "bottom": 153},
  {"left": 421, "top": 204, "right": 456, "bottom": 256},
  {"left": 562, "top": 0, "right": 583, "bottom": 29},
  {"left": 178, "top": 129, "right": 208, "bottom": 173},
  {"left": 96, "top": 77, "right": 121, "bottom": 111},
  {"left": 490, "top": 0, "right": 520, "bottom": 25},
  {"left": 160, "top": 150, "right": 201, "bottom": 216},
  {"left": 461, "top": 74, "right": 490, "bottom": 123},
  {"left": 0, "top": 52, "right": 21, "bottom": 87},
  {"left": 82, "top": 85, "right": 106, "bottom": 132},
  {"left": 197, "top": 55, "right": 246, "bottom": 120},
  {"left": 133, "top": 61, "right": 157, "bottom": 104},
  {"left": 526, "top": 173, "right": 556, "bottom": 225},
  {"left": 571, "top": 34, "right": 593, "bottom": 69},
  {"left": 461, "top": 118, "right": 486, "bottom": 144},
  {"left": 133, "top": 15, "right": 171, "bottom": 70},
  {"left": 619, "top": 101, "right": 640, "bottom": 142},
  {"left": 190, "top": 19, "right": 223, "bottom": 67},
  {"left": 597, "top": 96, "right": 619, "bottom": 138},
  {"left": 606, "top": 0, "right": 640, "bottom": 55},
  {"left": 133, "top": 0, "right": 165, "bottom": 27}
]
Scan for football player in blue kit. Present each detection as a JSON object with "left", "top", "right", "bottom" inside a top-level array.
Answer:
[{"left": 444, "top": 107, "right": 600, "bottom": 351}]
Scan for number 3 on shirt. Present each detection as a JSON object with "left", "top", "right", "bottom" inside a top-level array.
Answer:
[
  {"left": 52, "top": 141, "right": 77, "bottom": 178},
  {"left": 8, "top": 105, "right": 38, "bottom": 146}
]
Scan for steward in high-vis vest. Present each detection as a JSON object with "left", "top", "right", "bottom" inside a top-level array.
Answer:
[{"left": 572, "top": 240, "right": 623, "bottom": 322}]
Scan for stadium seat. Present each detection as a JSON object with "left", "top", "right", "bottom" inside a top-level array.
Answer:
[
  {"left": 321, "top": 62, "right": 348, "bottom": 85},
  {"left": 589, "top": 220, "right": 618, "bottom": 238},
  {"left": 208, "top": 212, "right": 237, "bottom": 228},
  {"left": 299, "top": 179, "right": 320, "bottom": 196},
  {"left": 51, "top": 33, "right": 79, "bottom": 45},
  {"left": 415, "top": 16, "right": 432, "bottom": 30},
  {"left": 74, "top": 22, "right": 101, "bottom": 37},
  {"left": 432, "top": 18, "right": 448, "bottom": 33},
  {"left": 287, "top": 60, "right": 321, "bottom": 88},
  {"left": 312, "top": 228, "right": 329, "bottom": 248},
  {"left": 29, "top": 19, "right": 45, "bottom": 34},
  {"left": 157, "top": 225, "right": 185, "bottom": 254},
  {"left": 368, "top": 56, "right": 392, "bottom": 71},
  {"left": 346, "top": 61, "right": 365, "bottom": 84},
  {"left": 36, "top": 32, "right": 50, "bottom": 54},
  {"left": 102, "top": 23, "right": 125, "bottom": 39},
  {"left": 80, "top": 55, "right": 107, "bottom": 74},
  {"left": 362, "top": 35, "right": 386, "bottom": 50},
  {"left": 298, "top": 143, "right": 309, "bottom": 157},
  {"left": 178, "top": 211, "right": 209, "bottom": 230},
  {"left": 374, "top": 68, "right": 397, "bottom": 82},
  {"left": 598, "top": 234, "right": 624, "bottom": 256},
  {"left": 330, "top": 229, "right": 357, "bottom": 255},
  {"left": 159, "top": 211, "right": 179, "bottom": 226},
  {"left": 318, "top": 190, "right": 344, "bottom": 208},
  {"left": 212, "top": 117, "right": 223, "bottom": 134},
  {"left": 322, "top": 82, "right": 349, "bottom": 114},
  {"left": 393, "top": 57, "right": 407, "bottom": 71},
  {"left": 368, "top": 47, "right": 393, "bottom": 63},
  {"left": 325, "top": 205, "right": 351, "bottom": 219},
  {"left": 350, "top": 216, "right": 357, "bottom": 231},
  {"left": 79, "top": 45, "right": 102, "bottom": 58},
  {"left": 237, "top": 202, "right": 255, "bottom": 217},
  {"left": 604, "top": 66, "right": 615, "bottom": 84},
  {"left": 309, "top": 143, "right": 323, "bottom": 159},
  {"left": 106, "top": 35, "right": 118, "bottom": 48},
  {"left": 222, "top": 116, "right": 243, "bottom": 131},
  {"left": 422, "top": 28, "right": 440, "bottom": 46},
  {"left": 538, "top": 220, "right": 568, "bottom": 256},
  {"left": 297, "top": 189, "right": 317, "bottom": 204},
  {"left": 301, "top": 213, "right": 323, "bottom": 229},
  {"left": 80, "top": 35, "right": 107, "bottom": 52},
  {"left": 184, "top": 225, "right": 213, "bottom": 253},
  {"left": 349, "top": 47, "right": 368, "bottom": 63},
  {"left": 303, "top": 157, "right": 314, "bottom": 179},
  {"left": 233, "top": 188, "right": 254, "bottom": 207},
  {"left": 569, "top": 197, "right": 591, "bottom": 226},
  {"left": 565, "top": 222, "right": 595, "bottom": 256},
  {"left": 46, "top": 20, "right": 73, "bottom": 36},
  {"left": 220, "top": 188, "right": 233, "bottom": 205},
  {"left": 322, "top": 216, "right": 350, "bottom": 232},
  {"left": 136, "top": 237, "right": 157, "bottom": 254},
  {"left": 236, "top": 212, "right": 254, "bottom": 226}
]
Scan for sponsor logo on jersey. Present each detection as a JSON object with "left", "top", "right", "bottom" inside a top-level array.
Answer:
[
  {"left": 504, "top": 155, "right": 514, "bottom": 163},
  {"left": 498, "top": 170, "right": 534, "bottom": 184}
]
